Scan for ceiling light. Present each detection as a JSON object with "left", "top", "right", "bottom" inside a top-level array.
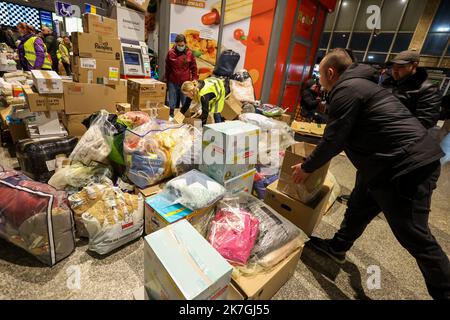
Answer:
[
  {"left": 437, "top": 26, "right": 450, "bottom": 32},
  {"left": 342, "top": 1, "right": 348, "bottom": 7}
]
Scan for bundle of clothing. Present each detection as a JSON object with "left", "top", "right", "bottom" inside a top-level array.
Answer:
[
  {"left": 0, "top": 169, "right": 75, "bottom": 266},
  {"left": 68, "top": 182, "right": 144, "bottom": 254},
  {"left": 230, "top": 69, "right": 256, "bottom": 103}
]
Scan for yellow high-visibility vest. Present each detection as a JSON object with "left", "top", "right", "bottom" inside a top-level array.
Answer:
[
  {"left": 23, "top": 36, "right": 52, "bottom": 69},
  {"left": 199, "top": 77, "right": 226, "bottom": 113}
]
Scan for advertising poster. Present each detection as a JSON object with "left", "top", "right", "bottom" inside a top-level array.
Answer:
[{"left": 170, "top": 0, "right": 220, "bottom": 80}]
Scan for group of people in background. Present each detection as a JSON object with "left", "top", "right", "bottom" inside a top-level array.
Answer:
[{"left": 5, "top": 22, "right": 72, "bottom": 76}]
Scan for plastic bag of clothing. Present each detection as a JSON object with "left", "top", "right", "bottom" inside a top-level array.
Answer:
[
  {"left": 253, "top": 170, "right": 279, "bottom": 200},
  {"left": 0, "top": 169, "right": 75, "bottom": 266},
  {"left": 256, "top": 104, "right": 285, "bottom": 117},
  {"left": 68, "top": 182, "right": 144, "bottom": 254},
  {"left": 164, "top": 169, "right": 227, "bottom": 211},
  {"left": 70, "top": 110, "right": 116, "bottom": 166},
  {"left": 170, "top": 125, "right": 202, "bottom": 176},
  {"left": 231, "top": 193, "right": 307, "bottom": 273},
  {"left": 208, "top": 199, "right": 259, "bottom": 266},
  {"left": 123, "top": 120, "right": 183, "bottom": 189},
  {"left": 230, "top": 70, "right": 255, "bottom": 102},
  {"left": 213, "top": 50, "right": 240, "bottom": 77},
  {"left": 48, "top": 162, "right": 113, "bottom": 191}
]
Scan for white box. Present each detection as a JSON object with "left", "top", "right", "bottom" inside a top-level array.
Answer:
[
  {"left": 223, "top": 168, "right": 256, "bottom": 196},
  {"left": 114, "top": 5, "right": 145, "bottom": 42},
  {"left": 31, "top": 70, "right": 63, "bottom": 94},
  {"left": 144, "top": 220, "right": 233, "bottom": 300},
  {"left": 24, "top": 111, "right": 63, "bottom": 136}
]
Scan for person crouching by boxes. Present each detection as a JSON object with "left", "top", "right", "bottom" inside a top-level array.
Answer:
[{"left": 180, "top": 77, "right": 229, "bottom": 125}]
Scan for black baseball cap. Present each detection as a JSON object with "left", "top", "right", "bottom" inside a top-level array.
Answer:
[{"left": 388, "top": 50, "right": 420, "bottom": 65}]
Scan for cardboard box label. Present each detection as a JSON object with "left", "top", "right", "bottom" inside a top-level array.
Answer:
[
  {"left": 80, "top": 58, "right": 96, "bottom": 69},
  {"left": 109, "top": 67, "right": 119, "bottom": 80}
]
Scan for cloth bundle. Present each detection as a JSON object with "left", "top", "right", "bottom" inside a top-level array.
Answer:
[
  {"left": 68, "top": 182, "right": 144, "bottom": 254},
  {"left": 208, "top": 203, "right": 259, "bottom": 266},
  {"left": 0, "top": 169, "right": 75, "bottom": 266}
]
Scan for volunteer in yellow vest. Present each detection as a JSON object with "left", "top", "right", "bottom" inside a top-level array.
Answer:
[
  {"left": 57, "top": 36, "right": 72, "bottom": 76},
  {"left": 16, "top": 22, "right": 52, "bottom": 71},
  {"left": 181, "top": 77, "right": 229, "bottom": 125}
]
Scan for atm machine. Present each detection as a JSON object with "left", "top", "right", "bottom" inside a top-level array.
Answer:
[{"left": 113, "top": 5, "right": 151, "bottom": 79}]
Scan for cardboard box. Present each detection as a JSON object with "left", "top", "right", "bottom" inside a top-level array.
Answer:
[
  {"left": 72, "top": 32, "right": 121, "bottom": 61},
  {"left": 83, "top": 13, "right": 118, "bottom": 37},
  {"left": 127, "top": 79, "right": 166, "bottom": 110},
  {"left": 63, "top": 80, "right": 127, "bottom": 114},
  {"left": 139, "top": 106, "right": 171, "bottom": 120},
  {"left": 23, "top": 87, "right": 64, "bottom": 112},
  {"left": 183, "top": 114, "right": 214, "bottom": 126},
  {"left": 144, "top": 193, "right": 214, "bottom": 235},
  {"left": 31, "top": 70, "right": 63, "bottom": 94},
  {"left": 223, "top": 168, "right": 256, "bottom": 196},
  {"left": 278, "top": 142, "right": 330, "bottom": 203},
  {"left": 0, "top": 106, "right": 11, "bottom": 129},
  {"left": 72, "top": 57, "right": 120, "bottom": 85},
  {"left": 229, "top": 248, "right": 302, "bottom": 300},
  {"left": 264, "top": 180, "right": 332, "bottom": 236},
  {"left": 144, "top": 220, "right": 233, "bottom": 300},
  {"left": 24, "top": 111, "right": 61, "bottom": 136},
  {"left": 9, "top": 123, "right": 28, "bottom": 143},
  {"left": 222, "top": 95, "right": 242, "bottom": 121},
  {"left": 291, "top": 121, "right": 326, "bottom": 137},
  {"left": 275, "top": 114, "right": 292, "bottom": 125},
  {"left": 199, "top": 163, "right": 255, "bottom": 184},
  {"left": 61, "top": 113, "right": 89, "bottom": 137},
  {"left": 126, "top": 0, "right": 150, "bottom": 12},
  {"left": 136, "top": 183, "right": 165, "bottom": 199},
  {"left": 173, "top": 110, "right": 185, "bottom": 124},
  {"left": 116, "top": 102, "right": 131, "bottom": 113}
]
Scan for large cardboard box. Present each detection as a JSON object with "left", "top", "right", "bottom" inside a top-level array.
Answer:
[
  {"left": 144, "top": 193, "right": 214, "bottom": 235},
  {"left": 83, "top": 13, "right": 118, "bottom": 37},
  {"left": 63, "top": 81, "right": 127, "bottom": 114},
  {"left": 264, "top": 180, "right": 332, "bottom": 236},
  {"left": 72, "top": 32, "right": 121, "bottom": 61},
  {"left": 72, "top": 57, "right": 120, "bottom": 85},
  {"left": 127, "top": 79, "right": 166, "bottom": 110},
  {"left": 223, "top": 168, "right": 256, "bottom": 196},
  {"left": 278, "top": 142, "right": 330, "bottom": 203},
  {"left": 126, "top": 0, "right": 150, "bottom": 12},
  {"left": 173, "top": 109, "right": 185, "bottom": 124},
  {"left": 31, "top": 70, "right": 63, "bottom": 94},
  {"left": 291, "top": 121, "right": 326, "bottom": 137},
  {"left": 222, "top": 95, "right": 242, "bottom": 121},
  {"left": 144, "top": 220, "right": 233, "bottom": 300},
  {"left": 228, "top": 248, "right": 302, "bottom": 300},
  {"left": 23, "top": 87, "right": 64, "bottom": 112},
  {"left": 61, "top": 113, "right": 89, "bottom": 137}
]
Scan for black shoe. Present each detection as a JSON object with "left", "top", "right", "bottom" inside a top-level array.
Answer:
[
  {"left": 308, "top": 236, "right": 347, "bottom": 264},
  {"left": 337, "top": 194, "right": 351, "bottom": 205}
]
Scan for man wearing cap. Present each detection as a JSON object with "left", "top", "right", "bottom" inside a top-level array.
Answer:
[{"left": 382, "top": 50, "right": 441, "bottom": 129}]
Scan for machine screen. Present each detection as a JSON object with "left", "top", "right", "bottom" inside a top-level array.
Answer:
[{"left": 124, "top": 52, "right": 141, "bottom": 66}]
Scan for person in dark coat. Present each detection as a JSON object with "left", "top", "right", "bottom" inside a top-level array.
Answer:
[
  {"left": 382, "top": 50, "right": 441, "bottom": 129},
  {"left": 300, "top": 79, "right": 327, "bottom": 123},
  {"left": 42, "top": 26, "right": 59, "bottom": 73},
  {"left": 292, "top": 48, "right": 450, "bottom": 300}
]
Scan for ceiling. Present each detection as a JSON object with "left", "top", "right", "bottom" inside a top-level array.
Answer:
[{"left": 4, "top": 0, "right": 112, "bottom": 13}]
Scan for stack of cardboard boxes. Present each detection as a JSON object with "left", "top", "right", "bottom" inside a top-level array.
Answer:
[
  {"left": 63, "top": 13, "right": 128, "bottom": 137},
  {"left": 127, "top": 78, "right": 170, "bottom": 120}
]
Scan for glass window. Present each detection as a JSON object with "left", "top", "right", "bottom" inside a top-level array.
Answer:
[
  {"left": 354, "top": 0, "right": 382, "bottom": 31},
  {"left": 353, "top": 51, "right": 365, "bottom": 63},
  {"left": 380, "top": 0, "right": 408, "bottom": 32},
  {"left": 422, "top": 33, "right": 450, "bottom": 56},
  {"left": 369, "top": 32, "right": 394, "bottom": 52},
  {"left": 429, "top": 0, "right": 450, "bottom": 33},
  {"left": 319, "top": 32, "right": 331, "bottom": 49},
  {"left": 335, "top": 0, "right": 360, "bottom": 31},
  {"left": 324, "top": 8, "right": 337, "bottom": 31},
  {"left": 391, "top": 33, "right": 413, "bottom": 53},
  {"left": 366, "top": 52, "right": 387, "bottom": 63},
  {"left": 330, "top": 32, "right": 350, "bottom": 49},
  {"left": 400, "top": 0, "right": 427, "bottom": 31},
  {"left": 349, "top": 32, "right": 371, "bottom": 51},
  {"left": 316, "top": 49, "right": 326, "bottom": 63}
]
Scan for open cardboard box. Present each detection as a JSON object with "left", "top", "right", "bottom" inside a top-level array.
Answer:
[{"left": 228, "top": 247, "right": 303, "bottom": 300}]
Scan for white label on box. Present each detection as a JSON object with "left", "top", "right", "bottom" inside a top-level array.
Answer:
[
  {"left": 88, "top": 70, "right": 93, "bottom": 83},
  {"left": 109, "top": 67, "right": 119, "bottom": 80},
  {"left": 46, "top": 159, "right": 56, "bottom": 172},
  {"left": 80, "top": 58, "right": 96, "bottom": 69}
]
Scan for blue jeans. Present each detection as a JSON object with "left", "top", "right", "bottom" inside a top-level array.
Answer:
[
  {"left": 214, "top": 113, "right": 223, "bottom": 123},
  {"left": 168, "top": 82, "right": 186, "bottom": 117}
]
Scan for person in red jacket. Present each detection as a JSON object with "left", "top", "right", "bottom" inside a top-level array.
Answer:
[{"left": 165, "top": 34, "right": 198, "bottom": 118}]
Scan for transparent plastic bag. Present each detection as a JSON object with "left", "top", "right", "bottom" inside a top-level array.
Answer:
[
  {"left": 230, "top": 78, "right": 255, "bottom": 102},
  {"left": 171, "top": 125, "right": 202, "bottom": 176},
  {"left": 48, "top": 162, "right": 113, "bottom": 191},
  {"left": 0, "top": 169, "right": 75, "bottom": 266},
  {"left": 69, "top": 182, "right": 144, "bottom": 254},
  {"left": 69, "top": 110, "right": 117, "bottom": 166},
  {"left": 229, "top": 193, "right": 308, "bottom": 274},
  {"left": 164, "top": 169, "right": 227, "bottom": 211},
  {"left": 123, "top": 119, "right": 182, "bottom": 188},
  {"left": 208, "top": 198, "right": 259, "bottom": 266}
]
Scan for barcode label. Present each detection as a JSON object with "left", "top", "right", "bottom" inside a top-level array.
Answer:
[{"left": 80, "top": 58, "right": 96, "bottom": 69}]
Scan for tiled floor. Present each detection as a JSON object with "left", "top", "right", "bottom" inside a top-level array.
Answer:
[{"left": 0, "top": 150, "right": 449, "bottom": 300}]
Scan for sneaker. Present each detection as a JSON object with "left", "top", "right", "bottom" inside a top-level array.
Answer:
[{"left": 308, "top": 236, "right": 347, "bottom": 264}]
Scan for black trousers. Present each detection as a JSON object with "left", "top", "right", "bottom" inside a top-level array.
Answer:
[
  {"left": 62, "top": 61, "right": 71, "bottom": 76},
  {"left": 331, "top": 161, "right": 450, "bottom": 300}
]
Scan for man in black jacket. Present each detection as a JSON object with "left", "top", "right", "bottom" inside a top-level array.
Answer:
[
  {"left": 382, "top": 50, "right": 441, "bottom": 129},
  {"left": 42, "top": 27, "right": 59, "bottom": 73},
  {"left": 292, "top": 49, "right": 450, "bottom": 300}
]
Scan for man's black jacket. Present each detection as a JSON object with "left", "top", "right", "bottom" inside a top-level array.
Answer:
[
  {"left": 382, "top": 67, "right": 441, "bottom": 129},
  {"left": 302, "top": 64, "right": 444, "bottom": 187}
]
